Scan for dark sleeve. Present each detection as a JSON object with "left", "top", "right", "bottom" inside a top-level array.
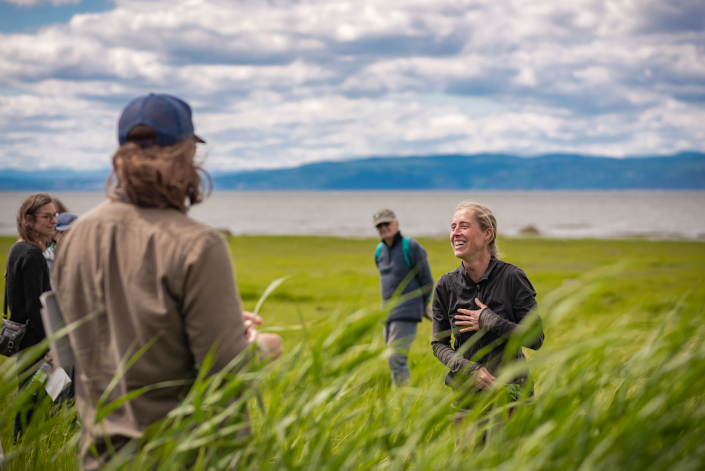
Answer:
[
  {"left": 478, "top": 268, "right": 544, "bottom": 350},
  {"left": 413, "top": 242, "right": 434, "bottom": 308},
  {"left": 431, "top": 279, "right": 480, "bottom": 375},
  {"left": 22, "top": 250, "right": 49, "bottom": 340}
]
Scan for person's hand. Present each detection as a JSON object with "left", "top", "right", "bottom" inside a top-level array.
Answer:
[
  {"left": 455, "top": 298, "right": 488, "bottom": 332},
  {"left": 256, "top": 333, "right": 283, "bottom": 360},
  {"left": 473, "top": 366, "right": 496, "bottom": 390},
  {"left": 241, "top": 311, "right": 283, "bottom": 360},
  {"left": 44, "top": 351, "right": 56, "bottom": 374},
  {"left": 242, "top": 311, "right": 263, "bottom": 343}
]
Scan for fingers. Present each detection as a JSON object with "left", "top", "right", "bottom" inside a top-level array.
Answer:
[
  {"left": 456, "top": 320, "right": 479, "bottom": 329},
  {"left": 459, "top": 326, "right": 479, "bottom": 332},
  {"left": 481, "top": 368, "right": 497, "bottom": 382},
  {"left": 455, "top": 313, "right": 479, "bottom": 329},
  {"left": 478, "top": 378, "right": 493, "bottom": 389},
  {"left": 242, "top": 311, "right": 264, "bottom": 325},
  {"left": 456, "top": 312, "right": 480, "bottom": 332},
  {"left": 475, "top": 367, "right": 496, "bottom": 389},
  {"left": 456, "top": 305, "right": 483, "bottom": 333},
  {"left": 45, "top": 353, "right": 56, "bottom": 373},
  {"left": 243, "top": 312, "right": 264, "bottom": 343},
  {"left": 258, "top": 333, "right": 283, "bottom": 360},
  {"left": 457, "top": 308, "right": 480, "bottom": 315},
  {"left": 481, "top": 376, "right": 496, "bottom": 389},
  {"left": 246, "top": 325, "right": 259, "bottom": 344},
  {"left": 475, "top": 298, "right": 487, "bottom": 310}
]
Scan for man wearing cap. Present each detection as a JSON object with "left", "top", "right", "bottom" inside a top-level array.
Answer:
[
  {"left": 53, "top": 93, "right": 282, "bottom": 470},
  {"left": 53, "top": 212, "right": 77, "bottom": 245},
  {"left": 374, "top": 209, "right": 434, "bottom": 385},
  {"left": 43, "top": 213, "right": 78, "bottom": 286}
]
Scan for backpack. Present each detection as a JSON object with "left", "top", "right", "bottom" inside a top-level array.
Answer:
[{"left": 375, "top": 237, "right": 412, "bottom": 268}]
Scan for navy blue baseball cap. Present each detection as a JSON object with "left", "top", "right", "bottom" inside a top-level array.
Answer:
[
  {"left": 55, "top": 213, "right": 78, "bottom": 231},
  {"left": 118, "top": 93, "right": 205, "bottom": 147}
]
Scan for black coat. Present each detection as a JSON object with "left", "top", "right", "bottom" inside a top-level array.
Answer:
[
  {"left": 432, "top": 257, "right": 544, "bottom": 387},
  {"left": 5, "top": 241, "right": 51, "bottom": 350}
]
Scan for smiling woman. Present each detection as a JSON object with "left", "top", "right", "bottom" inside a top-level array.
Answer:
[
  {"left": 5, "top": 193, "right": 56, "bottom": 441},
  {"left": 16, "top": 194, "right": 56, "bottom": 251},
  {"left": 431, "top": 200, "right": 545, "bottom": 446},
  {"left": 451, "top": 201, "right": 500, "bottom": 260}
]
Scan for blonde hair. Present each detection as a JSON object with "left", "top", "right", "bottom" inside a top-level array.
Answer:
[{"left": 454, "top": 201, "right": 500, "bottom": 258}]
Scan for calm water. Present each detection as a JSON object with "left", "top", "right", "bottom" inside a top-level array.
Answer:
[{"left": 1, "top": 191, "right": 704, "bottom": 240}]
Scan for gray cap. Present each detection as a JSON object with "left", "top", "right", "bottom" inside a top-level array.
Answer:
[{"left": 373, "top": 209, "right": 397, "bottom": 226}]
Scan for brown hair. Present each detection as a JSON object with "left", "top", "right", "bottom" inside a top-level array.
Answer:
[
  {"left": 454, "top": 201, "right": 501, "bottom": 258},
  {"left": 52, "top": 197, "right": 69, "bottom": 214},
  {"left": 17, "top": 193, "right": 54, "bottom": 250},
  {"left": 107, "top": 137, "right": 211, "bottom": 212}
]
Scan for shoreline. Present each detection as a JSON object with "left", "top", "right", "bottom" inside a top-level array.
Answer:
[
  {"left": 1, "top": 234, "right": 704, "bottom": 243},
  {"left": 2, "top": 191, "right": 704, "bottom": 241}
]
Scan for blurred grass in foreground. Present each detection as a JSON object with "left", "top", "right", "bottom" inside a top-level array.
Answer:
[{"left": 1, "top": 235, "right": 704, "bottom": 470}]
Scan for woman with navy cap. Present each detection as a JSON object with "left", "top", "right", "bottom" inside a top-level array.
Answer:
[{"left": 53, "top": 93, "right": 282, "bottom": 470}]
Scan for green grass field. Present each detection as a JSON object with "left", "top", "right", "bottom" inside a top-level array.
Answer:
[{"left": 1, "top": 234, "right": 704, "bottom": 470}]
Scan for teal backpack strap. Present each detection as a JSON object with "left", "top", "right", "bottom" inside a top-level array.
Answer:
[
  {"left": 402, "top": 237, "right": 412, "bottom": 268},
  {"left": 375, "top": 242, "right": 384, "bottom": 265}
]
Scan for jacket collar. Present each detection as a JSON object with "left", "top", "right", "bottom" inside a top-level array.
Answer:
[
  {"left": 112, "top": 188, "right": 132, "bottom": 205},
  {"left": 385, "top": 231, "right": 403, "bottom": 248},
  {"left": 457, "top": 256, "right": 498, "bottom": 284}
]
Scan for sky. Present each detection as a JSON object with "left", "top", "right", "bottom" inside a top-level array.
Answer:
[{"left": 0, "top": 0, "right": 704, "bottom": 172}]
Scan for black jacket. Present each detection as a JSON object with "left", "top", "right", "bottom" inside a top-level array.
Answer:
[
  {"left": 5, "top": 241, "right": 51, "bottom": 350},
  {"left": 431, "top": 257, "right": 544, "bottom": 387}
]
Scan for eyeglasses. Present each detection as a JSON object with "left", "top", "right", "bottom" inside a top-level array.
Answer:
[
  {"left": 35, "top": 213, "right": 58, "bottom": 222},
  {"left": 376, "top": 222, "right": 391, "bottom": 229}
]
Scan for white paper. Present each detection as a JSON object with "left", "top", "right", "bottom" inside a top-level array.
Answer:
[
  {"left": 40, "top": 291, "right": 76, "bottom": 369},
  {"left": 45, "top": 367, "right": 72, "bottom": 401}
]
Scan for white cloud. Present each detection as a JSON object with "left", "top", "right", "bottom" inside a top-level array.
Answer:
[{"left": 0, "top": 0, "right": 703, "bottom": 171}]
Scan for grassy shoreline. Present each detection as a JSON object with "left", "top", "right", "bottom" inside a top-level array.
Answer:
[
  {"left": 1, "top": 235, "right": 704, "bottom": 470},
  {"left": 2, "top": 234, "right": 704, "bottom": 378}
]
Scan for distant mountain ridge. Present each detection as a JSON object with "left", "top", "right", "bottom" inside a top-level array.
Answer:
[
  {"left": 0, "top": 168, "right": 110, "bottom": 191},
  {"left": 212, "top": 152, "right": 705, "bottom": 190},
  {"left": 1, "top": 153, "right": 704, "bottom": 191}
]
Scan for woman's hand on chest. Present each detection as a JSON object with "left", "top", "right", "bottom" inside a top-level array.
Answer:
[{"left": 454, "top": 298, "right": 487, "bottom": 333}]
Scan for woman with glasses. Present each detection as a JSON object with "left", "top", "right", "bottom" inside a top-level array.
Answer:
[
  {"left": 42, "top": 198, "right": 70, "bottom": 277},
  {"left": 4, "top": 193, "right": 56, "bottom": 441}
]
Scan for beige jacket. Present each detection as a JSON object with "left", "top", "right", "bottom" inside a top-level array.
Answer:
[{"left": 53, "top": 194, "right": 249, "bottom": 469}]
